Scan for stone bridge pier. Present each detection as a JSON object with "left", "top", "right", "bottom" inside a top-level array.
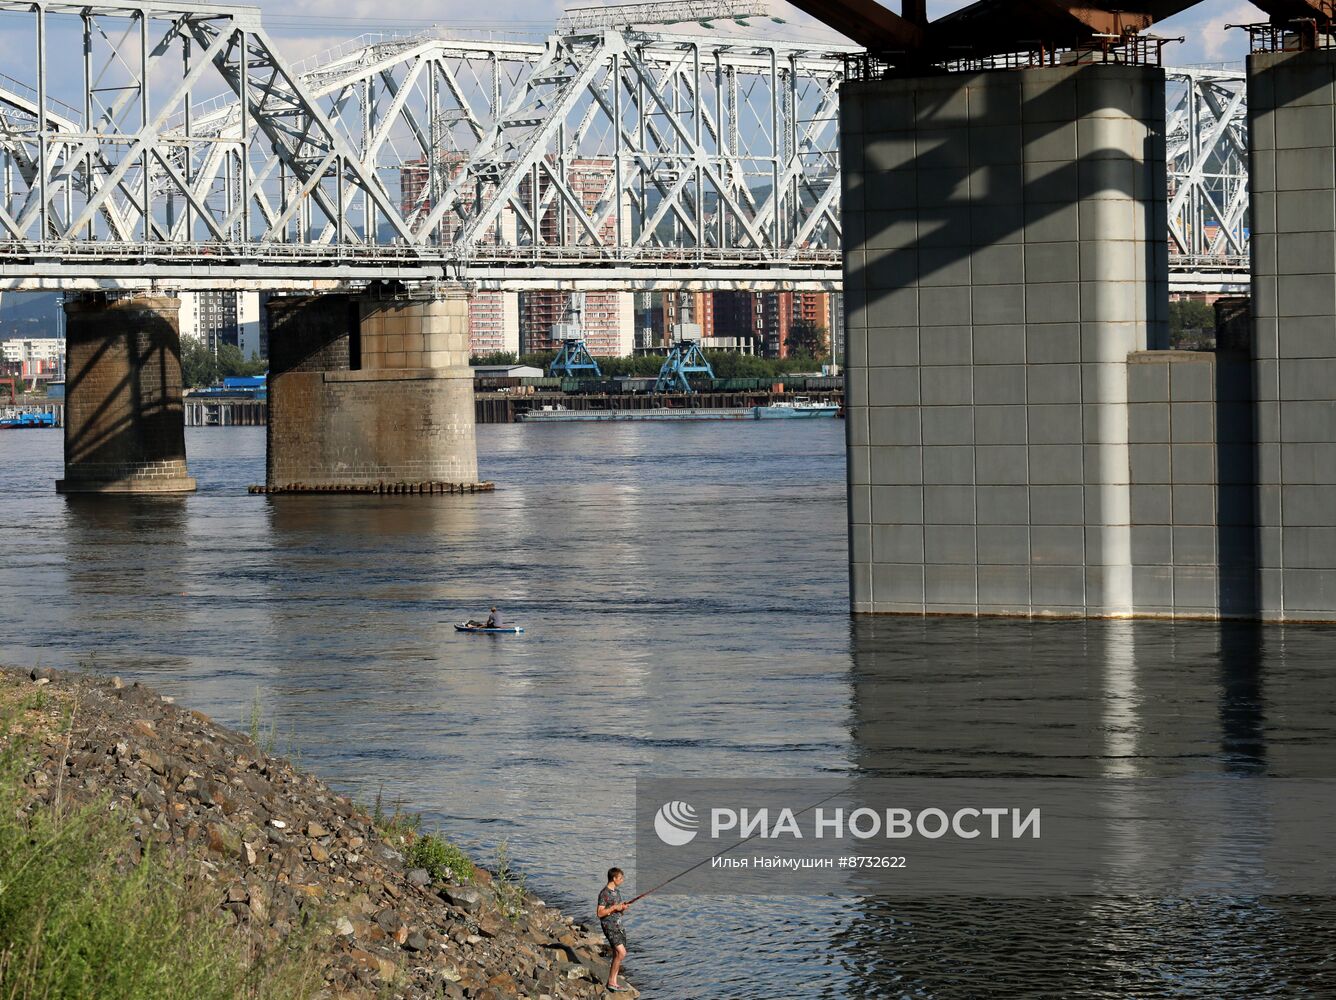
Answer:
[
  {"left": 265, "top": 287, "right": 479, "bottom": 490},
  {"left": 57, "top": 294, "right": 197, "bottom": 494}
]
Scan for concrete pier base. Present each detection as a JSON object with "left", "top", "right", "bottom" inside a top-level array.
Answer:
[
  {"left": 56, "top": 294, "right": 196, "bottom": 494},
  {"left": 1247, "top": 48, "right": 1336, "bottom": 621},
  {"left": 266, "top": 290, "right": 479, "bottom": 489}
]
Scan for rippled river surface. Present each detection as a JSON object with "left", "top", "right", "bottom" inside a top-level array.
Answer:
[{"left": 4, "top": 422, "right": 1336, "bottom": 998}]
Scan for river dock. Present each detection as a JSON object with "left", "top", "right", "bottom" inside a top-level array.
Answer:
[{"left": 168, "top": 387, "right": 844, "bottom": 426}]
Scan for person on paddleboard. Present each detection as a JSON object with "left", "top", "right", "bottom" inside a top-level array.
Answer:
[
  {"left": 596, "top": 867, "right": 630, "bottom": 993},
  {"left": 466, "top": 606, "right": 502, "bottom": 628}
]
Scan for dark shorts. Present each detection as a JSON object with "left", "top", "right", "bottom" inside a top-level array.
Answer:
[{"left": 603, "top": 924, "right": 627, "bottom": 950}]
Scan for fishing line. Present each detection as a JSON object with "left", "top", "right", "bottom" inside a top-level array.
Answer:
[{"left": 625, "top": 782, "right": 857, "bottom": 906}]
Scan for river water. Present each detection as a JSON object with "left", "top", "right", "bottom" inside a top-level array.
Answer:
[{"left": 3, "top": 423, "right": 1335, "bottom": 998}]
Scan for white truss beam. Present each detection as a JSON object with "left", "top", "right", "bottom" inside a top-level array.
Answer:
[
  {"left": 1165, "top": 67, "right": 1250, "bottom": 274},
  {"left": 0, "top": 10, "right": 1249, "bottom": 292}
]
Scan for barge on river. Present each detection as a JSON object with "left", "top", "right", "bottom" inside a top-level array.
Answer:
[
  {"left": 0, "top": 409, "right": 58, "bottom": 429},
  {"left": 519, "top": 398, "right": 841, "bottom": 423}
]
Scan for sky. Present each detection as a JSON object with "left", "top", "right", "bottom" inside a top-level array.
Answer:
[
  {"left": 0, "top": 0, "right": 1259, "bottom": 81},
  {"left": 255, "top": 0, "right": 1255, "bottom": 65}
]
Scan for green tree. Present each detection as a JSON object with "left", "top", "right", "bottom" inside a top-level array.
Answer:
[
  {"left": 705, "top": 350, "right": 780, "bottom": 378},
  {"left": 785, "top": 319, "right": 828, "bottom": 360},
  {"left": 470, "top": 351, "right": 519, "bottom": 366},
  {"left": 213, "top": 343, "right": 267, "bottom": 378},
  {"left": 596, "top": 354, "right": 664, "bottom": 377},
  {"left": 179, "top": 336, "right": 218, "bottom": 388},
  {"left": 1169, "top": 297, "right": 1215, "bottom": 350},
  {"left": 518, "top": 351, "right": 559, "bottom": 370}
]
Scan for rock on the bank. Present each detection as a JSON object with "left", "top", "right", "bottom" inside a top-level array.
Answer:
[{"left": 1, "top": 668, "right": 637, "bottom": 1000}]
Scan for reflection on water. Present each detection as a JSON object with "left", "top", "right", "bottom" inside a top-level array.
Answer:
[
  {"left": 3, "top": 426, "right": 1335, "bottom": 997},
  {"left": 840, "top": 618, "right": 1336, "bottom": 997}
]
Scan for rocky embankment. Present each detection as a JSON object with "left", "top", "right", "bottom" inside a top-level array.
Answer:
[{"left": 1, "top": 667, "right": 636, "bottom": 999}]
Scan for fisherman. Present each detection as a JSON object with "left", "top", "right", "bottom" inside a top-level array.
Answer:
[
  {"left": 466, "top": 606, "right": 502, "bottom": 628},
  {"left": 596, "top": 867, "right": 630, "bottom": 993}
]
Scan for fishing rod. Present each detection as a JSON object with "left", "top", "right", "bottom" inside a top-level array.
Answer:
[{"left": 624, "top": 783, "right": 855, "bottom": 907}]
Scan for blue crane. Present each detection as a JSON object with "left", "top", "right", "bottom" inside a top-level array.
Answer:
[{"left": 654, "top": 340, "right": 715, "bottom": 393}]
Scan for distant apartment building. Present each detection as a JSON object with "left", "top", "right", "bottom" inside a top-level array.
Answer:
[
  {"left": 179, "top": 291, "right": 266, "bottom": 359},
  {"left": 516, "top": 157, "right": 634, "bottom": 356},
  {"left": 635, "top": 291, "right": 664, "bottom": 351},
  {"left": 634, "top": 290, "right": 761, "bottom": 353},
  {"left": 756, "top": 290, "right": 831, "bottom": 359},
  {"left": 644, "top": 290, "right": 824, "bottom": 358},
  {"left": 520, "top": 290, "right": 633, "bottom": 356},
  {"left": 468, "top": 291, "right": 520, "bottom": 357},
  {"left": 1, "top": 336, "right": 64, "bottom": 377},
  {"left": 828, "top": 291, "right": 845, "bottom": 367},
  {"left": 711, "top": 291, "right": 755, "bottom": 340},
  {"left": 661, "top": 291, "right": 713, "bottom": 340}
]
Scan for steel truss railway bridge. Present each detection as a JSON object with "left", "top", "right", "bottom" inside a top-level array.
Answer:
[{"left": 0, "top": 0, "right": 1247, "bottom": 293}]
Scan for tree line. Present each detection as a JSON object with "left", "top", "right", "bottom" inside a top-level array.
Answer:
[{"left": 180, "top": 337, "right": 267, "bottom": 388}]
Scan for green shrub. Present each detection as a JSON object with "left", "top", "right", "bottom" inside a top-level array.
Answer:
[
  {"left": 405, "top": 834, "right": 475, "bottom": 885},
  {"left": 492, "top": 841, "right": 527, "bottom": 924},
  {"left": 369, "top": 786, "right": 421, "bottom": 842}
]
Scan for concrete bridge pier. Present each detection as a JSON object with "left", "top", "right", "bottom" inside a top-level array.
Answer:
[
  {"left": 266, "top": 288, "right": 479, "bottom": 489},
  {"left": 843, "top": 63, "right": 1168, "bottom": 616},
  {"left": 57, "top": 294, "right": 197, "bottom": 494},
  {"left": 1247, "top": 47, "right": 1336, "bottom": 621}
]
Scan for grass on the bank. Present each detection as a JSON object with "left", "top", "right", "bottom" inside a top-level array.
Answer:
[
  {"left": 369, "top": 785, "right": 422, "bottom": 841},
  {"left": 364, "top": 790, "right": 535, "bottom": 924},
  {"left": 0, "top": 695, "right": 322, "bottom": 1000},
  {"left": 246, "top": 688, "right": 301, "bottom": 765},
  {"left": 405, "top": 833, "right": 476, "bottom": 886},
  {"left": 492, "top": 841, "right": 527, "bottom": 924}
]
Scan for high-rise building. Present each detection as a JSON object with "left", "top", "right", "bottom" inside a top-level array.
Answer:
[
  {"left": 634, "top": 292, "right": 663, "bottom": 351},
  {"left": 755, "top": 291, "right": 830, "bottom": 359},
  {"left": 468, "top": 291, "right": 520, "bottom": 357},
  {"left": 1, "top": 337, "right": 64, "bottom": 378},
  {"left": 399, "top": 152, "right": 475, "bottom": 243},
  {"left": 659, "top": 290, "right": 713, "bottom": 341},
  {"left": 828, "top": 291, "right": 845, "bottom": 367},
  {"left": 179, "top": 291, "right": 266, "bottom": 359},
  {"left": 711, "top": 291, "right": 755, "bottom": 340},
  {"left": 632, "top": 291, "right": 762, "bottom": 354},
  {"left": 519, "top": 290, "right": 633, "bottom": 356},
  {"left": 515, "top": 157, "right": 634, "bottom": 356}
]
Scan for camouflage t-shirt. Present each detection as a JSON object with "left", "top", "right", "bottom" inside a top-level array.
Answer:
[{"left": 597, "top": 886, "right": 623, "bottom": 935}]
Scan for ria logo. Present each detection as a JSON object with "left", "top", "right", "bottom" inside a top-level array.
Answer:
[{"left": 654, "top": 800, "right": 699, "bottom": 846}]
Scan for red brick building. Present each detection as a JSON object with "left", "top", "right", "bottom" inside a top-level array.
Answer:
[{"left": 756, "top": 291, "right": 830, "bottom": 358}]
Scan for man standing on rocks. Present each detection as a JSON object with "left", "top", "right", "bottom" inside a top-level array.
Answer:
[{"left": 596, "top": 867, "right": 630, "bottom": 993}]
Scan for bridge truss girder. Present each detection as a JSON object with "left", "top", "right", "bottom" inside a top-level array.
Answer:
[
  {"left": 0, "top": 1, "right": 1249, "bottom": 292},
  {"left": 0, "top": 2, "right": 853, "bottom": 287},
  {"left": 1165, "top": 67, "right": 1250, "bottom": 276},
  {"left": 0, "top": 2, "right": 409, "bottom": 256}
]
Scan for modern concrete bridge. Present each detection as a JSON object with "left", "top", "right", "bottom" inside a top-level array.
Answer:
[{"left": 802, "top": 0, "right": 1336, "bottom": 621}]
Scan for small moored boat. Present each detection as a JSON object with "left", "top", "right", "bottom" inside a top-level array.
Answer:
[{"left": 752, "top": 396, "right": 840, "bottom": 419}]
